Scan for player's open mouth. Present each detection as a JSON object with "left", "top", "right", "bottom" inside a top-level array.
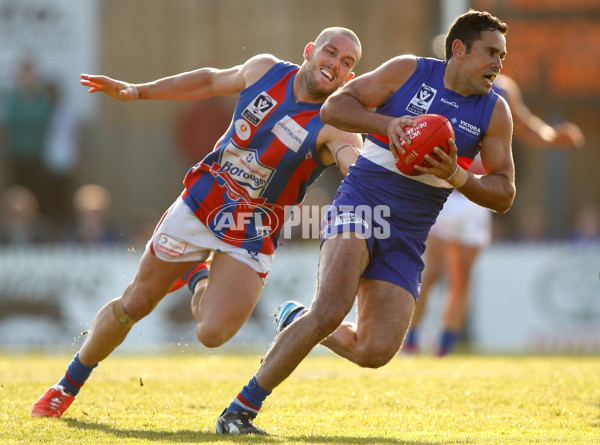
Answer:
[
  {"left": 483, "top": 73, "right": 496, "bottom": 84},
  {"left": 320, "top": 68, "right": 333, "bottom": 81}
]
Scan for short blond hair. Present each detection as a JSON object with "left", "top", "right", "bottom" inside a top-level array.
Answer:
[{"left": 314, "top": 27, "right": 362, "bottom": 62}]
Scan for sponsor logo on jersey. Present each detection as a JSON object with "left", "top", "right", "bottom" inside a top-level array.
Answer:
[
  {"left": 441, "top": 97, "right": 459, "bottom": 108},
  {"left": 242, "top": 92, "right": 277, "bottom": 126},
  {"left": 406, "top": 84, "right": 436, "bottom": 114},
  {"left": 156, "top": 234, "right": 187, "bottom": 257},
  {"left": 318, "top": 205, "right": 391, "bottom": 239},
  {"left": 216, "top": 142, "right": 275, "bottom": 198},
  {"left": 334, "top": 212, "right": 370, "bottom": 229},
  {"left": 457, "top": 119, "right": 481, "bottom": 137},
  {"left": 235, "top": 119, "right": 252, "bottom": 140},
  {"left": 271, "top": 115, "right": 308, "bottom": 152}
]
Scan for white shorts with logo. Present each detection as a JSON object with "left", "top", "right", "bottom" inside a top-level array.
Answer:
[
  {"left": 147, "top": 196, "right": 274, "bottom": 281},
  {"left": 429, "top": 191, "right": 492, "bottom": 247}
]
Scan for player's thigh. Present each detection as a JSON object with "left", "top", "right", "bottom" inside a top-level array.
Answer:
[
  {"left": 311, "top": 234, "right": 370, "bottom": 322},
  {"left": 196, "top": 251, "right": 264, "bottom": 328},
  {"left": 355, "top": 278, "right": 415, "bottom": 353},
  {"left": 123, "top": 250, "right": 197, "bottom": 318}
]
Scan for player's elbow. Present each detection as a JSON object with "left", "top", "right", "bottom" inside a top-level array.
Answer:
[
  {"left": 494, "top": 184, "right": 516, "bottom": 214},
  {"left": 321, "top": 92, "right": 351, "bottom": 127},
  {"left": 320, "top": 97, "right": 338, "bottom": 126}
]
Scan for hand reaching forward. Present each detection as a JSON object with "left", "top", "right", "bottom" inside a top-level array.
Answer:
[
  {"left": 553, "top": 122, "right": 585, "bottom": 148},
  {"left": 80, "top": 73, "right": 140, "bottom": 101}
]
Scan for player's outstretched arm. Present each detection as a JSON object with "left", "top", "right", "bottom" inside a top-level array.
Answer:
[
  {"left": 80, "top": 74, "right": 140, "bottom": 101},
  {"left": 499, "top": 74, "right": 585, "bottom": 149},
  {"left": 80, "top": 54, "right": 278, "bottom": 102}
]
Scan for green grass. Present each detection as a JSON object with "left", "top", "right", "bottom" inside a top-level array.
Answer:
[{"left": 1, "top": 349, "right": 599, "bottom": 444}]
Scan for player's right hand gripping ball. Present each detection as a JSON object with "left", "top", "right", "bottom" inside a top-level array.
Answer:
[{"left": 395, "top": 114, "right": 455, "bottom": 176}]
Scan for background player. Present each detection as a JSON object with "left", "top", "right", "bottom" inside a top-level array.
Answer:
[
  {"left": 403, "top": 72, "right": 585, "bottom": 356},
  {"left": 30, "top": 27, "right": 363, "bottom": 419}
]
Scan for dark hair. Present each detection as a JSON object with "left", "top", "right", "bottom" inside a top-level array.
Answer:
[{"left": 445, "top": 10, "right": 508, "bottom": 62}]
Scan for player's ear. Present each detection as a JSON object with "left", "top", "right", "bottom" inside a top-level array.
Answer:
[
  {"left": 303, "top": 42, "right": 315, "bottom": 61},
  {"left": 344, "top": 72, "right": 355, "bottom": 84},
  {"left": 452, "top": 39, "right": 465, "bottom": 59}
]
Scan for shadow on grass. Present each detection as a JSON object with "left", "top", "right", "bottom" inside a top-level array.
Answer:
[
  {"left": 64, "top": 418, "right": 268, "bottom": 443},
  {"left": 64, "top": 418, "right": 438, "bottom": 444}
]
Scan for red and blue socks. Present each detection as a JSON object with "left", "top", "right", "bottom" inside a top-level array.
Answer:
[
  {"left": 227, "top": 376, "right": 271, "bottom": 418},
  {"left": 58, "top": 353, "right": 97, "bottom": 396},
  {"left": 184, "top": 263, "right": 210, "bottom": 293}
]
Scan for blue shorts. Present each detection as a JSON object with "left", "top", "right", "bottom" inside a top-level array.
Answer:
[{"left": 321, "top": 188, "right": 426, "bottom": 300}]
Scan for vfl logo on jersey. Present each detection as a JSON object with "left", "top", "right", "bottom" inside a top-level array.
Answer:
[
  {"left": 242, "top": 92, "right": 277, "bottom": 126},
  {"left": 216, "top": 142, "right": 275, "bottom": 198},
  {"left": 406, "top": 84, "right": 437, "bottom": 115},
  {"left": 271, "top": 115, "right": 308, "bottom": 152}
]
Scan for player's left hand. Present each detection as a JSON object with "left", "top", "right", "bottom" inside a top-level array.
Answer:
[
  {"left": 80, "top": 73, "right": 139, "bottom": 101},
  {"left": 553, "top": 122, "right": 585, "bottom": 148}
]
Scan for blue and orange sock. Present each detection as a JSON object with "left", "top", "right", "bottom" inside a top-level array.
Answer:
[
  {"left": 58, "top": 353, "right": 97, "bottom": 396},
  {"left": 185, "top": 263, "right": 210, "bottom": 293},
  {"left": 227, "top": 376, "right": 271, "bottom": 418}
]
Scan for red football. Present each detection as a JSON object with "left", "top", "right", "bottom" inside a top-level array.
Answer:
[{"left": 395, "top": 114, "right": 455, "bottom": 176}]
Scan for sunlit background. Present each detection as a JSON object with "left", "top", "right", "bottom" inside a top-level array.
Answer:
[{"left": 0, "top": 0, "right": 598, "bottom": 353}]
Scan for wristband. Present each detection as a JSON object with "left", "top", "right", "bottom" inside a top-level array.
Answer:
[{"left": 446, "top": 165, "right": 468, "bottom": 188}]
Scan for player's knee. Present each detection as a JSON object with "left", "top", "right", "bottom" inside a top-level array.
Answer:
[
  {"left": 125, "top": 276, "right": 171, "bottom": 319},
  {"left": 115, "top": 279, "right": 157, "bottom": 319},
  {"left": 355, "top": 344, "right": 396, "bottom": 369},
  {"left": 311, "top": 308, "right": 346, "bottom": 340},
  {"left": 195, "top": 322, "right": 230, "bottom": 348},
  {"left": 111, "top": 299, "right": 137, "bottom": 327}
]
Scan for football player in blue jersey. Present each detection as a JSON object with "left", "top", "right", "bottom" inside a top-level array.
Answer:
[
  {"left": 218, "top": 9, "right": 516, "bottom": 435},
  {"left": 403, "top": 72, "right": 584, "bottom": 357}
]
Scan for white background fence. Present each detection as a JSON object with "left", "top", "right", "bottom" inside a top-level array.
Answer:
[{"left": 0, "top": 243, "right": 599, "bottom": 353}]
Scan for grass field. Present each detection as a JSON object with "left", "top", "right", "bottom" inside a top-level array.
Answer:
[{"left": 1, "top": 349, "right": 599, "bottom": 444}]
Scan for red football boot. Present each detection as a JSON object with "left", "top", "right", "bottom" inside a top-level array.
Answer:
[{"left": 30, "top": 385, "right": 75, "bottom": 418}]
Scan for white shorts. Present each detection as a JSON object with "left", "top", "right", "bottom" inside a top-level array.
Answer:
[
  {"left": 429, "top": 191, "right": 492, "bottom": 247},
  {"left": 147, "top": 196, "right": 274, "bottom": 280}
]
